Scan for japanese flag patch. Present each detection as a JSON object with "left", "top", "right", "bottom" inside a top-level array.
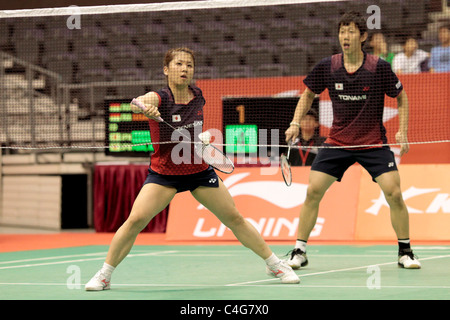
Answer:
[{"left": 335, "top": 83, "right": 344, "bottom": 90}]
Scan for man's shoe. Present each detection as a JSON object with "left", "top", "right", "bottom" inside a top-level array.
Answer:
[
  {"left": 398, "top": 249, "right": 421, "bottom": 269},
  {"left": 286, "top": 248, "right": 308, "bottom": 270}
]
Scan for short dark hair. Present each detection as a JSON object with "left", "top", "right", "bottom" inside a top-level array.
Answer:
[
  {"left": 163, "top": 47, "right": 195, "bottom": 68},
  {"left": 338, "top": 11, "right": 368, "bottom": 46},
  {"left": 338, "top": 11, "right": 367, "bottom": 36}
]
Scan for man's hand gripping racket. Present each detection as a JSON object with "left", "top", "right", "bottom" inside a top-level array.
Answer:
[{"left": 131, "top": 98, "right": 234, "bottom": 174}]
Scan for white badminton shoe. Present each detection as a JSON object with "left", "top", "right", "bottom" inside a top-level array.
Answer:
[
  {"left": 398, "top": 249, "right": 421, "bottom": 269},
  {"left": 85, "top": 270, "right": 111, "bottom": 291},
  {"left": 266, "top": 260, "right": 300, "bottom": 284},
  {"left": 286, "top": 248, "right": 309, "bottom": 270}
]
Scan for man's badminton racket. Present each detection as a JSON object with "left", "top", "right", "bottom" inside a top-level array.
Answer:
[
  {"left": 131, "top": 98, "right": 234, "bottom": 174},
  {"left": 280, "top": 141, "right": 293, "bottom": 186}
]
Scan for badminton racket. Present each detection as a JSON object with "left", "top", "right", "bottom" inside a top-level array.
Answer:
[
  {"left": 280, "top": 140, "right": 293, "bottom": 186},
  {"left": 131, "top": 98, "right": 234, "bottom": 174}
]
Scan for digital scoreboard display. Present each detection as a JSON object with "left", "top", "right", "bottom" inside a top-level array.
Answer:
[
  {"left": 225, "top": 124, "right": 258, "bottom": 154},
  {"left": 222, "top": 97, "right": 319, "bottom": 155},
  {"left": 223, "top": 97, "right": 297, "bottom": 155},
  {"left": 105, "top": 100, "right": 154, "bottom": 157}
]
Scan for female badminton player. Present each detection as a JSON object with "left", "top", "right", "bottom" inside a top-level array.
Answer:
[
  {"left": 284, "top": 12, "right": 421, "bottom": 270},
  {"left": 85, "top": 48, "right": 299, "bottom": 290}
]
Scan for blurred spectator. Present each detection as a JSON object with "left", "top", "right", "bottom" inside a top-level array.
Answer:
[
  {"left": 392, "top": 37, "right": 429, "bottom": 74},
  {"left": 369, "top": 32, "right": 395, "bottom": 65},
  {"left": 429, "top": 24, "right": 450, "bottom": 73},
  {"left": 288, "top": 109, "right": 326, "bottom": 166}
]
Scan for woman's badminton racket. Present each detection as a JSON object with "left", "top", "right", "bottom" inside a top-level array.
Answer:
[
  {"left": 280, "top": 141, "right": 293, "bottom": 186},
  {"left": 131, "top": 98, "right": 234, "bottom": 174}
]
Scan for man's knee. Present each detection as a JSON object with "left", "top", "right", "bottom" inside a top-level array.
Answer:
[{"left": 384, "top": 187, "right": 405, "bottom": 207}]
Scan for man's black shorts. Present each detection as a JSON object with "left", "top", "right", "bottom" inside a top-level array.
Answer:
[
  {"left": 143, "top": 166, "right": 220, "bottom": 193},
  {"left": 311, "top": 145, "right": 398, "bottom": 182}
]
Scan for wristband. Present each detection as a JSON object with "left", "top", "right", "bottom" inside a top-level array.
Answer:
[{"left": 290, "top": 122, "right": 300, "bottom": 128}]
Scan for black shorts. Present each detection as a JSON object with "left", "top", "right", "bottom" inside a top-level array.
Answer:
[
  {"left": 311, "top": 146, "right": 397, "bottom": 182},
  {"left": 143, "top": 166, "right": 220, "bottom": 193}
]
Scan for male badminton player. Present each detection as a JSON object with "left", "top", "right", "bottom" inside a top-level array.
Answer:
[
  {"left": 85, "top": 48, "right": 299, "bottom": 290},
  {"left": 284, "top": 12, "right": 421, "bottom": 270}
]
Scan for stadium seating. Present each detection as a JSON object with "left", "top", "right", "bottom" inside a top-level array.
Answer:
[{"left": 0, "top": 0, "right": 435, "bottom": 82}]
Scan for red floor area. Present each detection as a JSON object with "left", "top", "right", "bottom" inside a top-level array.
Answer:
[{"left": 1, "top": 231, "right": 449, "bottom": 253}]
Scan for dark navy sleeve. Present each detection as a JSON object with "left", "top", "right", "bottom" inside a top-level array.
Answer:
[
  {"left": 378, "top": 60, "right": 403, "bottom": 98},
  {"left": 303, "top": 58, "right": 330, "bottom": 94}
]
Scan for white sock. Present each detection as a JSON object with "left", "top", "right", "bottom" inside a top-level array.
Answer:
[
  {"left": 295, "top": 240, "right": 307, "bottom": 252},
  {"left": 101, "top": 262, "right": 115, "bottom": 277},
  {"left": 265, "top": 253, "right": 281, "bottom": 266}
]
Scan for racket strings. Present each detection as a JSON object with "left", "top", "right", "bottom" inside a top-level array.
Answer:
[{"left": 196, "top": 143, "right": 234, "bottom": 173}]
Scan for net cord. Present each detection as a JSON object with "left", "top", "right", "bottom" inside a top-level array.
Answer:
[
  {"left": 0, "top": 0, "right": 347, "bottom": 18},
  {"left": 2, "top": 140, "right": 449, "bottom": 151}
]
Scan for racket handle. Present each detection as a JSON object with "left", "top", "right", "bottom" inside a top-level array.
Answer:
[{"left": 131, "top": 98, "right": 163, "bottom": 122}]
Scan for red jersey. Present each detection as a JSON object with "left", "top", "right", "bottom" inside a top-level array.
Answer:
[
  {"left": 148, "top": 85, "right": 209, "bottom": 175},
  {"left": 303, "top": 52, "right": 403, "bottom": 148}
]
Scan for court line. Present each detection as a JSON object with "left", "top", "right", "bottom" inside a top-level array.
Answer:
[
  {"left": 0, "top": 282, "right": 449, "bottom": 290},
  {"left": 226, "top": 254, "right": 450, "bottom": 286},
  {"left": 0, "top": 252, "right": 107, "bottom": 265},
  {"left": 1, "top": 255, "right": 449, "bottom": 290},
  {"left": 0, "top": 282, "right": 221, "bottom": 287},
  {"left": 0, "top": 251, "right": 441, "bottom": 267},
  {"left": 0, "top": 251, "right": 176, "bottom": 270},
  {"left": 0, "top": 251, "right": 236, "bottom": 266},
  {"left": 1, "top": 251, "right": 449, "bottom": 289}
]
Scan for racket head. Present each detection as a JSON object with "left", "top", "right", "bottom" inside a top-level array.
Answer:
[
  {"left": 195, "top": 143, "right": 234, "bottom": 174},
  {"left": 280, "top": 153, "right": 292, "bottom": 186}
]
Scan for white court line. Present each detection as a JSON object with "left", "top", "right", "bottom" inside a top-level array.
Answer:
[
  {"left": 0, "top": 250, "right": 239, "bottom": 270},
  {"left": 0, "top": 251, "right": 177, "bottom": 270},
  {"left": 1, "top": 252, "right": 449, "bottom": 289},
  {"left": 0, "top": 282, "right": 221, "bottom": 287},
  {"left": 226, "top": 254, "right": 450, "bottom": 286},
  {"left": 0, "top": 252, "right": 107, "bottom": 265},
  {"left": 1, "top": 282, "right": 449, "bottom": 290}
]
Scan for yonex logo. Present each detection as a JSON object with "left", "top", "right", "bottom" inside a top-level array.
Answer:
[
  {"left": 209, "top": 178, "right": 217, "bottom": 183},
  {"left": 388, "top": 162, "right": 394, "bottom": 167}
]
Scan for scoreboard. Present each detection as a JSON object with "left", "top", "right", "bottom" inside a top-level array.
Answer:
[
  {"left": 222, "top": 96, "right": 319, "bottom": 155},
  {"left": 223, "top": 97, "right": 297, "bottom": 155},
  {"left": 105, "top": 96, "right": 318, "bottom": 158},
  {"left": 105, "top": 100, "right": 154, "bottom": 157}
]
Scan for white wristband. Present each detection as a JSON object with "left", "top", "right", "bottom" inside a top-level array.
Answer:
[{"left": 290, "top": 122, "right": 300, "bottom": 128}]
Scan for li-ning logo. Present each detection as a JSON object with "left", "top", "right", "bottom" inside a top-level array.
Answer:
[
  {"left": 366, "top": 186, "right": 450, "bottom": 215},
  {"left": 197, "top": 172, "right": 308, "bottom": 210},
  {"left": 338, "top": 94, "right": 367, "bottom": 101}
]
